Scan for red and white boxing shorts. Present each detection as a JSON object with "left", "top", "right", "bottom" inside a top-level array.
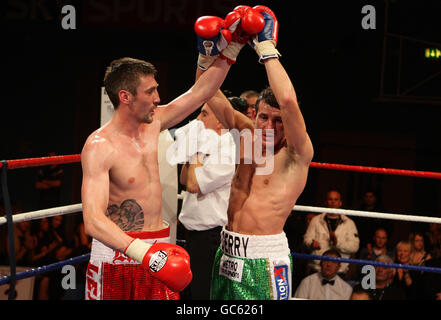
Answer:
[{"left": 85, "top": 224, "right": 180, "bottom": 300}]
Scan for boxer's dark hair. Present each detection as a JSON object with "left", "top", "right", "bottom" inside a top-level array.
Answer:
[
  {"left": 104, "top": 57, "right": 157, "bottom": 108},
  {"left": 255, "top": 87, "right": 279, "bottom": 113}
]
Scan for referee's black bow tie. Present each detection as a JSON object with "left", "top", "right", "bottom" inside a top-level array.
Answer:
[{"left": 322, "top": 279, "right": 335, "bottom": 286}]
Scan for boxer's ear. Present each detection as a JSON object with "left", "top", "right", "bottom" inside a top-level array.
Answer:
[{"left": 118, "top": 89, "right": 131, "bottom": 105}]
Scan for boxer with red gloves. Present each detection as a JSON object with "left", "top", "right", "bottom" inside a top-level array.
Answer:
[
  {"left": 195, "top": 6, "right": 314, "bottom": 300},
  {"left": 82, "top": 9, "right": 240, "bottom": 300}
]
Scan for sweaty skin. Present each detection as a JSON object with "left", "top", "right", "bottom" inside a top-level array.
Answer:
[
  {"left": 81, "top": 58, "right": 232, "bottom": 253},
  {"left": 198, "top": 58, "right": 314, "bottom": 235}
]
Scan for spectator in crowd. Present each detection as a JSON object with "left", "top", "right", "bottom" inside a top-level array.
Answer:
[
  {"left": 393, "top": 240, "right": 418, "bottom": 299},
  {"left": 35, "top": 151, "right": 64, "bottom": 210},
  {"left": 359, "top": 227, "right": 395, "bottom": 261},
  {"left": 13, "top": 220, "right": 36, "bottom": 267},
  {"left": 353, "top": 190, "right": 392, "bottom": 251},
  {"left": 285, "top": 211, "right": 317, "bottom": 293},
  {"left": 228, "top": 96, "right": 249, "bottom": 117},
  {"left": 350, "top": 284, "right": 374, "bottom": 300},
  {"left": 409, "top": 231, "right": 431, "bottom": 266},
  {"left": 303, "top": 190, "right": 359, "bottom": 277},
  {"left": 421, "top": 255, "right": 441, "bottom": 300},
  {"left": 31, "top": 216, "right": 71, "bottom": 299},
  {"left": 370, "top": 254, "right": 406, "bottom": 300},
  {"left": 240, "top": 89, "right": 259, "bottom": 120},
  {"left": 294, "top": 249, "right": 353, "bottom": 300},
  {"left": 425, "top": 223, "right": 441, "bottom": 259},
  {"left": 357, "top": 227, "right": 395, "bottom": 280},
  {"left": 60, "top": 220, "right": 92, "bottom": 300}
]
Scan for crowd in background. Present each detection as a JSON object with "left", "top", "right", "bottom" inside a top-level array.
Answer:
[{"left": 0, "top": 96, "right": 441, "bottom": 300}]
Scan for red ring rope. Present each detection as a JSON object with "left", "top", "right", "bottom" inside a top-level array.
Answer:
[
  {"left": 1, "top": 155, "right": 440, "bottom": 180},
  {"left": 310, "top": 162, "right": 441, "bottom": 180},
  {"left": 0, "top": 155, "right": 81, "bottom": 170}
]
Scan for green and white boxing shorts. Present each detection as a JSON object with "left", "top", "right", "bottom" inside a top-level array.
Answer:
[{"left": 211, "top": 226, "right": 293, "bottom": 300}]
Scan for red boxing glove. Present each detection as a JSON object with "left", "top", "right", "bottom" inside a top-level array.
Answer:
[
  {"left": 195, "top": 15, "right": 232, "bottom": 69},
  {"left": 234, "top": 5, "right": 265, "bottom": 35},
  {"left": 249, "top": 5, "right": 281, "bottom": 63},
  {"left": 124, "top": 239, "right": 192, "bottom": 292},
  {"left": 225, "top": 6, "right": 264, "bottom": 44}
]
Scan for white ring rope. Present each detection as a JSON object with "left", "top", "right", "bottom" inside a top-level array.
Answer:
[
  {"left": 1, "top": 192, "right": 440, "bottom": 226},
  {"left": 293, "top": 205, "right": 441, "bottom": 224},
  {"left": 0, "top": 203, "right": 82, "bottom": 225}
]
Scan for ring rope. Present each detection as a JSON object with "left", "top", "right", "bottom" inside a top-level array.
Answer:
[
  {"left": 1, "top": 154, "right": 441, "bottom": 297},
  {"left": 0, "top": 253, "right": 90, "bottom": 286},
  {"left": 0, "top": 204, "right": 82, "bottom": 226},
  {"left": 1, "top": 154, "right": 441, "bottom": 180},
  {"left": 2, "top": 199, "right": 441, "bottom": 226},
  {"left": 2, "top": 251, "right": 441, "bottom": 286},
  {"left": 293, "top": 205, "right": 441, "bottom": 224},
  {"left": 0, "top": 155, "right": 81, "bottom": 170},
  {"left": 292, "top": 253, "right": 441, "bottom": 274},
  {"left": 310, "top": 162, "right": 441, "bottom": 180}
]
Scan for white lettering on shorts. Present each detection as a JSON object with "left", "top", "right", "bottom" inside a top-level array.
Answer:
[
  {"left": 220, "top": 230, "right": 249, "bottom": 258},
  {"left": 219, "top": 255, "right": 244, "bottom": 282}
]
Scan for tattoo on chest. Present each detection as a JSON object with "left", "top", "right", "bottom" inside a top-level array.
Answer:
[{"left": 105, "top": 199, "right": 144, "bottom": 232}]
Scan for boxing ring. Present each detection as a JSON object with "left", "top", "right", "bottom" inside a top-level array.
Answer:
[{"left": 1, "top": 154, "right": 441, "bottom": 300}]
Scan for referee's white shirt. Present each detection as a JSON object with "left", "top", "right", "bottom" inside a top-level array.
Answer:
[{"left": 178, "top": 131, "right": 236, "bottom": 231}]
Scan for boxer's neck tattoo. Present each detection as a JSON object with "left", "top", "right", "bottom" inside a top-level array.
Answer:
[{"left": 106, "top": 199, "right": 144, "bottom": 231}]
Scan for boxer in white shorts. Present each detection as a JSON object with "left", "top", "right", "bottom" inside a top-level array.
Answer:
[{"left": 195, "top": 6, "right": 314, "bottom": 300}]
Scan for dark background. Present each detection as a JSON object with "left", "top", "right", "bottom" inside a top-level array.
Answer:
[{"left": 1, "top": 0, "right": 440, "bottom": 242}]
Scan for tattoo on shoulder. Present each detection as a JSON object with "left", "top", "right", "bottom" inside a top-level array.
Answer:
[{"left": 106, "top": 199, "right": 144, "bottom": 232}]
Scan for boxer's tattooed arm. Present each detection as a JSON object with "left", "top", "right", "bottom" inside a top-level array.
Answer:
[{"left": 105, "top": 199, "right": 144, "bottom": 232}]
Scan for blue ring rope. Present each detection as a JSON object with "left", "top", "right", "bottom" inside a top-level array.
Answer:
[
  {"left": 0, "top": 253, "right": 90, "bottom": 286},
  {"left": 292, "top": 252, "right": 441, "bottom": 274},
  {"left": 2, "top": 251, "right": 441, "bottom": 287}
]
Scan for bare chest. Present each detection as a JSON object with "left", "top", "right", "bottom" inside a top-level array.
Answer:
[{"left": 110, "top": 129, "right": 160, "bottom": 191}]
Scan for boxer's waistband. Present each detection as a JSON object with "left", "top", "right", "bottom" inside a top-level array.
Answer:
[
  {"left": 90, "top": 224, "right": 171, "bottom": 264},
  {"left": 219, "top": 226, "right": 290, "bottom": 260}
]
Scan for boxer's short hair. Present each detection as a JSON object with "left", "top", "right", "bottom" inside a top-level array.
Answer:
[
  {"left": 255, "top": 87, "right": 280, "bottom": 113},
  {"left": 104, "top": 57, "right": 157, "bottom": 108}
]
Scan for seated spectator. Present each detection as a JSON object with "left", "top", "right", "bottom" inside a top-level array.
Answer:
[
  {"left": 350, "top": 284, "right": 374, "bottom": 300},
  {"left": 425, "top": 223, "right": 441, "bottom": 259},
  {"left": 13, "top": 220, "right": 37, "bottom": 267},
  {"left": 409, "top": 231, "right": 431, "bottom": 266},
  {"left": 35, "top": 151, "right": 64, "bottom": 210},
  {"left": 393, "top": 240, "right": 418, "bottom": 299},
  {"left": 359, "top": 227, "right": 395, "bottom": 261},
  {"left": 370, "top": 254, "right": 406, "bottom": 300},
  {"left": 357, "top": 227, "right": 395, "bottom": 280},
  {"left": 421, "top": 256, "right": 441, "bottom": 300},
  {"left": 240, "top": 89, "right": 259, "bottom": 120},
  {"left": 352, "top": 190, "right": 392, "bottom": 250},
  {"left": 294, "top": 249, "right": 353, "bottom": 300},
  {"left": 303, "top": 190, "right": 359, "bottom": 276},
  {"left": 285, "top": 211, "right": 317, "bottom": 293}
]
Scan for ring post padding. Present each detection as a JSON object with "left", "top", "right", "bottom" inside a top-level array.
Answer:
[{"left": 1, "top": 160, "right": 16, "bottom": 300}]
